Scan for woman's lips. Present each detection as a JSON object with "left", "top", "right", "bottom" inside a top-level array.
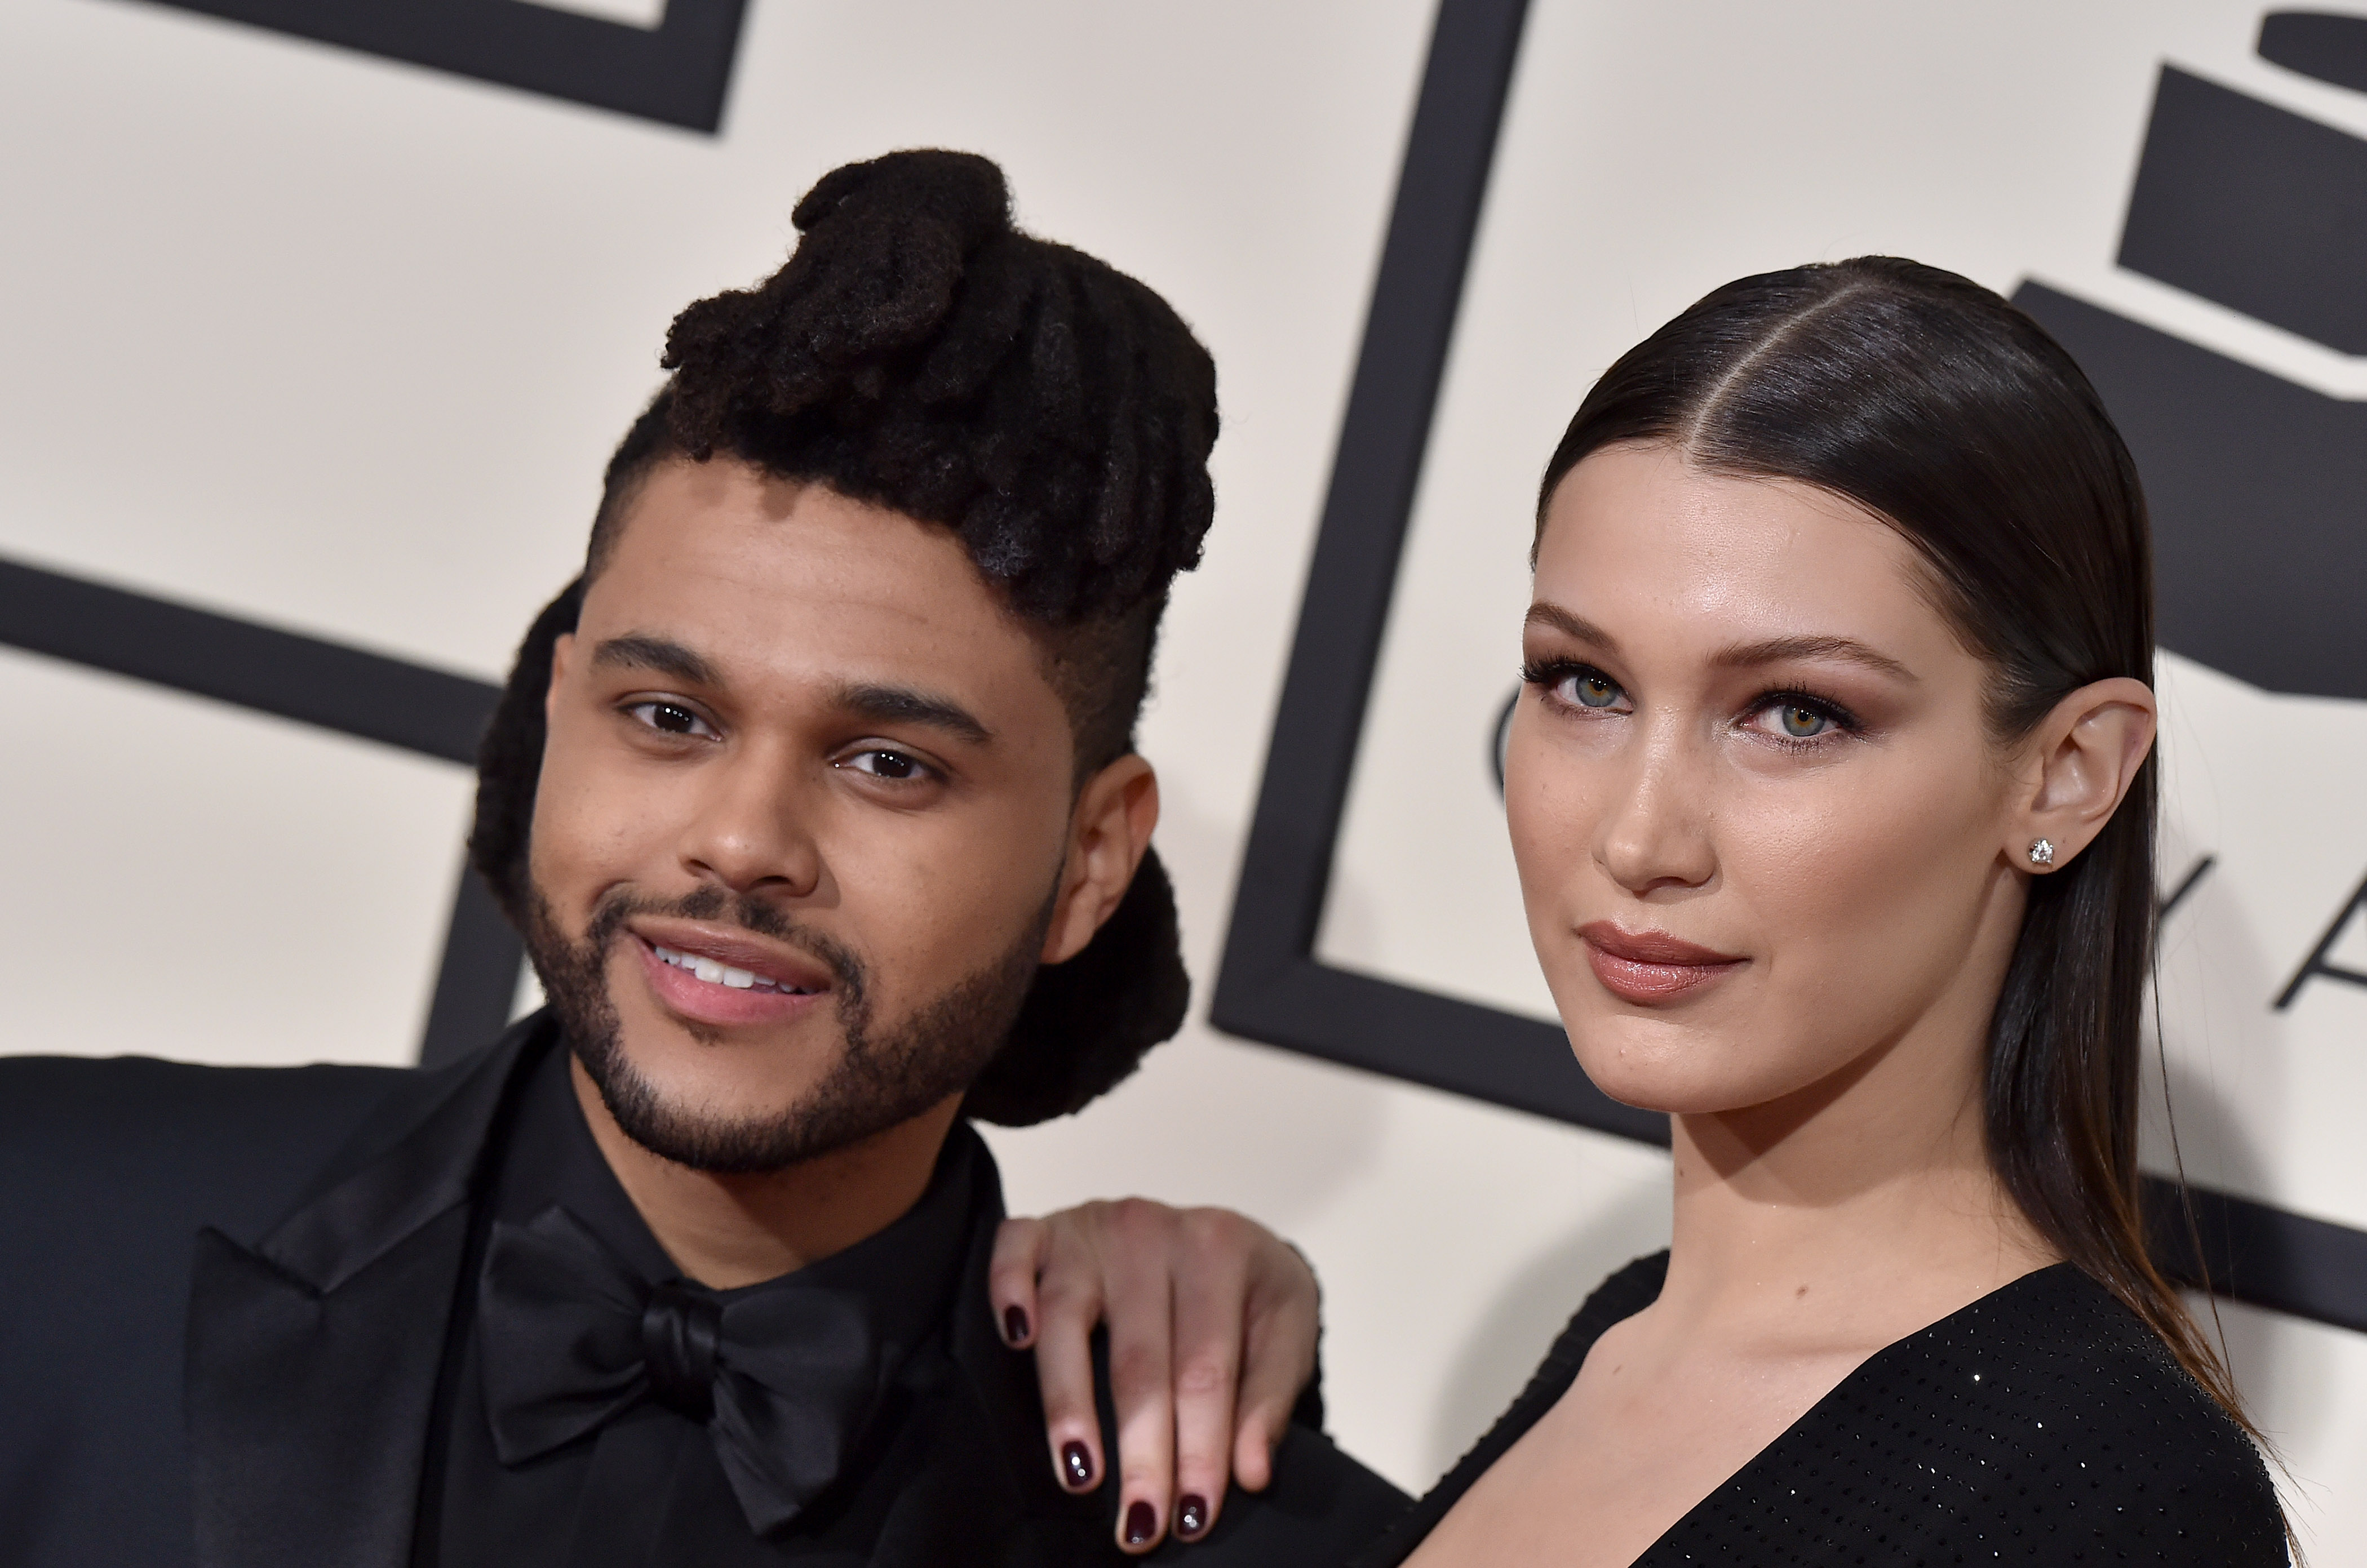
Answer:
[{"left": 1577, "top": 921, "right": 1747, "bottom": 1005}]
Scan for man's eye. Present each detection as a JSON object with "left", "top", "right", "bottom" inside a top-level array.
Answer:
[
  {"left": 626, "top": 701, "right": 716, "bottom": 739},
  {"left": 843, "top": 749, "right": 929, "bottom": 782}
]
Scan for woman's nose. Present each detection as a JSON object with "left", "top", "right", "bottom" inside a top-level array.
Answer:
[{"left": 1592, "top": 731, "right": 1717, "bottom": 895}]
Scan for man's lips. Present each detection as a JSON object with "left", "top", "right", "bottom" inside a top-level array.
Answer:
[
  {"left": 1577, "top": 920, "right": 1748, "bottom": 1004},
  {"left": 624, "top": 918, "right": 834, "bottom": 1029}
]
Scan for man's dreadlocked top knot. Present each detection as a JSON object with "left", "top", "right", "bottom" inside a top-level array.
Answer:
[
  {"left": 655, "top": 148, "right": 1216, "bottom": 624},
  {"left": 474, "top": 150, "right": 1216, "bottom": 1129}
]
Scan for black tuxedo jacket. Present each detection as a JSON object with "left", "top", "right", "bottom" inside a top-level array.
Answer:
[{"left": 0, "top": 1015, "right": 1405, "bottom": 1568}]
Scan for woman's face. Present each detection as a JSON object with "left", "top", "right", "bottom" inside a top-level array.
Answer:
[{"left": 1505, "top": 443, "right": 2029, "bottom": 1118}]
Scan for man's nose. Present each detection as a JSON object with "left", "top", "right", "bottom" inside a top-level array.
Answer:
[{"left": 673, "top": 744, "right": 825, "bottom": 900}]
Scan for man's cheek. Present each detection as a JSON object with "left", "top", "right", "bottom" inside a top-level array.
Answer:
[
  {"left": 859, "top": 820, "right": 1017, "bottom": 913},
  {"left": 853, "top": 868, "right": 1024, "bottom": 1000},
  {"left": 851, "top": 905, "right": 965, "bottom": 1010},
  {"left": 542, "top": 765, "right": 671, "bottom": 896}
]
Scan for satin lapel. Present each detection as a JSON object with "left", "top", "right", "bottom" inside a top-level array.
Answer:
[{"left": 186, "top": 1014, "right": 554, "bottom": 1568}]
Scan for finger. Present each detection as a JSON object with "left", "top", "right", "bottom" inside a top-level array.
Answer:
[
  {"left": 1162, "top": 1209, "right": 1250, "bottom": 1539},
  {"left": 1227, "top": 1366, "right": 1300, "bottom": 1495},
  {"left": 1031, "top": 1212, "right": 1110, "bottom": 1496},
  {"left": 990, "top": 1216, "right": 1049, "bottom": 1348},
  {"left": 1230, "top": 1247, "right": 1319, "bottom": 1495},
  {"left": 1102, "top": 1200, "right": 1177, "bottom": 1553}
]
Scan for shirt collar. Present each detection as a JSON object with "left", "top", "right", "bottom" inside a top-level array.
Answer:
[{"left": 495, "top": 1033, "right": 985, "bottom": 1362}]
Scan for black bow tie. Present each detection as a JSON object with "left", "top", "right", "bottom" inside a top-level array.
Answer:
[{"left": 478, "top": 1206, "right": 885, "bottom": 1535}]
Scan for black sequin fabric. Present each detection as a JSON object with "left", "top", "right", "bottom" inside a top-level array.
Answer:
[{"left": 1353, "top": 1253, "right": 2286, "bottom": 1567}]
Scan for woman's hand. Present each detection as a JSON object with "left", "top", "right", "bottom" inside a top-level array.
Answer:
[{"left": 991, "top": 1201, "right": 1320, "bottom": 1552}]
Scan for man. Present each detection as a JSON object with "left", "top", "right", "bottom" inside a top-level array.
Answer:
[{"left": 0, "top": 150, "right": 1404, "bottom": 1566}]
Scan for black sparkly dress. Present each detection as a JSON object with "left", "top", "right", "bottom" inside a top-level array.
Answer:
[{"left": 1351, "top": 1252, "right": 2286, "bottom": 1566}]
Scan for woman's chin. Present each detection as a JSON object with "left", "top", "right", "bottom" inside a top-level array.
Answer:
[
  {"left": 1567, "top": 1052, "right": 1712, "bottom": 1116},
  {"left": 1565, "top": 1027, "right": 1801, "bottom": 1118},
  {"left": 1576, "top": 1073, "right": 1732, "bottom": 1118}
]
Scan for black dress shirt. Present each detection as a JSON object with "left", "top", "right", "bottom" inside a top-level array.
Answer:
[
  {"left": 429, "top": 1042, "right": 984, "bottom": 1566},
  {"left": 1351, "top": 1251, "right": 2286, "bottom": 1566}
]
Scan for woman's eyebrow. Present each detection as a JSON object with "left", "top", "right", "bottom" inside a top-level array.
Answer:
[
  {"left": 1711, "top": 633, "right": 1917, "bottom": 682},
  {"left": 1523, "top": 601, "right": 1620, "bottom": 651},
  {"left": 1526, "top": 604, "right": 1915, "bottom": 682}
]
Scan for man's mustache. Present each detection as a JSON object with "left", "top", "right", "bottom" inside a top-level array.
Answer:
[{"left": 581, "top": 885, "right": 867, "bottom": 1000}]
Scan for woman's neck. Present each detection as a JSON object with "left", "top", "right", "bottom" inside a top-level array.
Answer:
[{"left": 1656, "top": 1021, "right": 2057, "bottom": 1352}]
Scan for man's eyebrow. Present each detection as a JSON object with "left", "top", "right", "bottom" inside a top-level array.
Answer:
[
  {"left": 1524, "top": 602, "right": 1621, "bottom": 652},
  {"left": 832, "top": 682, "right": 994, "bottom": 746},
  {"left": 592, "top": 634, "right": 721, "bottom": 687},
  {"left": 1711, "top": 634, "right": 1918, "bottom": 682}
]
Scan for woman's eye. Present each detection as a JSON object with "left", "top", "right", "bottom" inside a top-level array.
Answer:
[
  {"left": 843, "top": 749, "right": 929, "bottom": 782},
  {"left": 627, "top": 701, "right": 716, "bottom": 739},
  {"left": 1558, "top": 670, "right": 1626, "bottom": 709},
  {"left": 1751, "top": 700, "right": 1845, "bottom": 741}
]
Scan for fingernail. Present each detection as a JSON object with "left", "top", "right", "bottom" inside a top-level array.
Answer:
[
  {"left": 1061, "top": 1441, "right": 1094, "bottom": 1489},
  {"left": 1124, "top": 1499, "right": 1158, "bottom": 1546},
  {"left": 1177, "top": 1494, "right": 1209, "bottom": 1539},
  {"left": 1003, "top": 1304, "right": 1029, "bottom": 1344}
]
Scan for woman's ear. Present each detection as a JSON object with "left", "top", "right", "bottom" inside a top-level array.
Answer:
[
  {"left": 1042, "top": 756, "right": 1160, "bottom": 965},
  {"left": 2011, "top": 676, "right": 2157, "bottom": 872}
]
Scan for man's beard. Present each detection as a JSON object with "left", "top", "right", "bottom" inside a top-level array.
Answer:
[{"left": 522, "top": 879, "right": 1049, "bottom": 1174}]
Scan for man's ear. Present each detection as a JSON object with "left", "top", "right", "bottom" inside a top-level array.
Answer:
[
  {"left": 544, "top": 632, "right": 575, "bottom": 725},
  {"left": 2010, "top": 676, "right": 2157, "bottom": 873},
  {"left": 1042, "top": 755, "right": 1160, "bottom": 965}
]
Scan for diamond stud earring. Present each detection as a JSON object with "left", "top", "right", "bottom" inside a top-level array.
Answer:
[{"left": 2028, "top": 838, "right": 2055, "bottom": 867}]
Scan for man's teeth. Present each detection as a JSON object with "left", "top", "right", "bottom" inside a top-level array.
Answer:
[{"left": 650, "top": 944, "right": 810, "bottom": 994}]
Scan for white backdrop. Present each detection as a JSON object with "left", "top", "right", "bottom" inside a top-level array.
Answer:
[{"left": 0, "top": 0, "right": 2357, "bottom": 1556}]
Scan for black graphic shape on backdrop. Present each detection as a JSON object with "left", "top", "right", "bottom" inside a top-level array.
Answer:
[
  {"left": 2259, "top": 9, "right": 2367, "bottom": 94},
  {"left": 2275, "top": 870, "right": 2367, "bottom": 1009},
  {"left": 0, "top": 555, "right": 521, "bottom": 1067},
  {"left": 2158, "top": 854, "right": 2216, "bottom": 920},
  {"left": 135, "top": 0, "right": 748, "bottom": 132},
  {"left": 2119, "top": 67, "right": 2367, "bottom": 354},
  {"left": 1490, "top": 687, "right": 1518, "bottom": 795},
  {"left": 2149, "top": 1178, "right": 2367, "bottom": 1328},
  {"left": 2013, "top": 283, "right": 2367, "bottom": 704},
  {"left": 1216, "top": 0, "right": 2367, "bottom": 1335},
  {"left": 0, "top": 557, "right": 494, "bottom": 760},
  {"left": 1210, "top": 0, "right": 1663, "bottom": 1149}
]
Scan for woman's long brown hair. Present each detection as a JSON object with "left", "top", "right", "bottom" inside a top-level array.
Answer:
[{"left": 1535, "top": 256, "right": 2257, "bottom": 1440}]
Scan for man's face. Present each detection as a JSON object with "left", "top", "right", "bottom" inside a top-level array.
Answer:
[{"left": 526, "top": 457, "right": 1083, "bottom": 1171}]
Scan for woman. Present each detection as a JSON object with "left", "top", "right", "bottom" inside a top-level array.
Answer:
[{"left": 1336, "top": 256, "right": 2289, "bottom": 1564}]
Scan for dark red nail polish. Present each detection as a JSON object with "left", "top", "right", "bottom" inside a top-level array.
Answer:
[
  {"left": 1061, "top": 1441, "right": 1094, "bottom": 1489},
  {"left": 1177, "top": 1494, "right": 1209, "bottom": 1539},
  {"left": 1004, "top": 1304, "right": 1029, "bottom": 1344},
  {"left": 1125, "top": 1499, "right": 1158, "bottom": 1546}
]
